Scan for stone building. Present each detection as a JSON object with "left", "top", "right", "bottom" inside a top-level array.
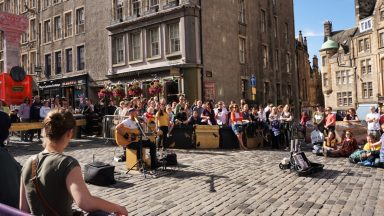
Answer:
[
  {"left": 320, "top": 0, "right": 384, "bottom": 112},
  {"left": 295, "top": 31, "right": 324, "bottom": 111},
  {"left": 0, "top": 0, "right": 112, "bottom": 107},
  {"left": 106, "top": 0, "right": 299, "bottom": 107}
]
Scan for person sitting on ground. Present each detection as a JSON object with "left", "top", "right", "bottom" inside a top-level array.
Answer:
[
  {"left": 0, "top": 111, "right": 21, "bottom": 209},
  {"left": 343, "top": 108, "right": 359, "bottom": 122},
  {"left": 325, "top": 130, "right": 358, "bottom": 157},
  {"left": 323, "top": 131, "right": 337, "bottom": 152},
  {"left": 184, "top": 110, "right": 202, "bottom": 126},
  {"left": 231, "top": 104, "right": 247, "bottom": 150},
  {"left": 19, "top": 109, "right": 128, "bottom": 216}
]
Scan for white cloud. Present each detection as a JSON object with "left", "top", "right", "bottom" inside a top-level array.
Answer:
[{"left": 296, "top": 29, "right": 323, "bottom": 37}]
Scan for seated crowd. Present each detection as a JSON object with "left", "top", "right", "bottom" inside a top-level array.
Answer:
[{"left": 311, "top": 105, "right": 384, "bottom": 168}]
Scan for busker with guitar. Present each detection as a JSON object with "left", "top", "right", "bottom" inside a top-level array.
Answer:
[{"left": 115, "top": 108, "right": 158, "bottom": 173}]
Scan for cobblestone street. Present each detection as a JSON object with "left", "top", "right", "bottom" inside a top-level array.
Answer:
[{"left": 7, "top": 138, "right": 384, "bottom": 216}]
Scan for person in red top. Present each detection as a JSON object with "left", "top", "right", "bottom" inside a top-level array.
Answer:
[
  {"left": 324, "top": 106, "right": 336, "bottom": 136},
  {"left": 231, "top": 104, "right": 247, "bottom": 150}
]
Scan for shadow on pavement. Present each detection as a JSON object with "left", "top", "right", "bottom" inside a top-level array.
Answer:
[{"left": 310, "top": 169, "right": 343, "bottom": 179}]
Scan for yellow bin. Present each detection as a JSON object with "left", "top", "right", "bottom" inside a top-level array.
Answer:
[{"left": 195, "top": 125, "right": 220, "bottom": 149}]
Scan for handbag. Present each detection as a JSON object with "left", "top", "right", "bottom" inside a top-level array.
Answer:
[
  {"left": 84, "top": 161, "right": 116, "bottom": 186},
  {"left": 31, "top": 156, "right": 84, "bottom": 216}
]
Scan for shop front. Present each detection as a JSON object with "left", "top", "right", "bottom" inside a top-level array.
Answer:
[{"left": 38, "top": 75, "right": 88, "bottom": 108}]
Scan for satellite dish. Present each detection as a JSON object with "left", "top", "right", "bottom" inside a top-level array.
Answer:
[{"left": 10, "top": 66, "right": 26, "bottom": 82}]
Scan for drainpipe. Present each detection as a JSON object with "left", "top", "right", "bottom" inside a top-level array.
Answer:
[{"left": 199, "top": 0, "right": 204, "bottom": 100}]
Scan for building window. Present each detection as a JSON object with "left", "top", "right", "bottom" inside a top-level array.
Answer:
[
  {"left": 55, "top": 51, "right": 61, "bottom": 74},
  {"left": 364, "top": 38, "right": 370, "bottom": 51},
  {"left": 132, "top": 0, "right": 141, "bottom": 17},
  {"left": 358, "top": 40, "right": 364, "bottom": 52},
  {"left": 337, "top": 92, "right": 353, "bottom": 106},
  {"left": 168, "top": 23, "right": 180, "bottom": 54},
  {"left": 45, "top": 54, "right": 51, "bottom": 77},
  {"left": 239, "top": 37, "right": 245, "bottom": 64},
  {"left": 21, "top": 32, "right": 28, "bottom": 44},
  {"left": 381, "top": 10, "right": 384, "bottom": 21},
  {"left": 261, "top": 10, "right": 266, "bottom": 33},
  {"left": 21, "top": 54, "right": 28, "bottom": 72},
  {"left": 30, "top": 51, "right": 36, "bottom": 74},
  {"left": 322, "top": 56, "right": 326, "bottom": 66},
  {"left": 53, "top": 16, "right": 62, "bottom": 40},
  {"left": 65, "top": 48, "right": 73, "bottom": 72},
  {"left": 149, "top": 0, "right": 159, "bottom": 11},
  {"left": 380, "top": 32, "right": 384, "bottom": 48},
  {"left": 77, "top": 45, "right": 85, "bottom": 70},
  {"left": 367, "top": 59, "right": 372, "bottom": 73},
  {"left": 238, "top": 0, "right": 245, "bottom": 23},
  {"left": 53, "top": 0, "right": 61, "bottom": 4},
  {"left": 274, "top": 16, "right": 278, "bottom": 38},
  {"left": 323, "top": 73, "right": 328, "bottom": 86},
  {"left": 286, "top": 53, "right": 290, "bottom": 73},
  {"left": 287, "top": 84, "right": 292, "bottom": 99},
  {"left": 30, "top": 18, "right": 36, "bottom": 41},
  {"left": 43, "top": 0, "right": 50, "bottom": 9},
  {"left": 274, "top": 49, "right": 279, "bottom": 71},
  {"left": 362, "top": 82, "right": 373, "bottom": 98},
  {"left": 64, "top": 12, "right": 72, "bottom": 37},
  {"left": 361, "top": 60, "right": 366, "bottom": 74},
  {"left": 241, "top": 79, "right": 248, "bottom": 99},
  {"left": 76, "top": 7, "right": 85, "bottom": 34},
  {"left": 114, "top": 0, "right": 123, "bottom": 21},
  {"left": 262, "top": 45, "right": 268, "bottom": 68},
  {"left": 264, "top": 82, "right": 269, "bottom": 102},
  {"left": 148, "top": 27, "right": 159, "bottom": 58},
  {"left": 30, "top": 0, "right": 36, "bottom": 8},
  {"left": 359, "top": 17, "right": 372, "bottom": 33},
  {"left": 43, "top": 19, "right": 51, "bottom": 43},
  {"left": 112, "top": 35, "right": 125, "bottom": 64},
  {"left": 336, "top": 71, "right": 341, "bottom": 85},
  {"left": 130, "top": 32, "right": 141, "bottom": 61},
  {"left": 284, "top": 23, "right": 288, "bottom": 44},
  {"left": 276, "top": 83, "right": 281, "bottom": 102}
]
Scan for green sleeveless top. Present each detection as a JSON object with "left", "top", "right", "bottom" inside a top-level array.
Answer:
[{"left": 22, "top": 152, "right": 79, "bottom": 216}]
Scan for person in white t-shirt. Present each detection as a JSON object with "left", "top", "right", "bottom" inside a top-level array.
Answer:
[
  {"left": 366, "top": 106, "right": 381, "bottom": 141},
  {"left": 215, "top": 101, "right": 228, "bottom": 126},
  {"left": 115, "top": 108, "right": 158, "bottom": 171}
]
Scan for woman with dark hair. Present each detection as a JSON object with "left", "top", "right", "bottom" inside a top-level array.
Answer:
[
  {"left": 19, "top": 109, "right": 128, "bottom": 215},
  {"left": 343, "top": 108, "right": 359, "bottom": 122},
  {"left": 201, "top": 102, "right": 217, "bottom": 125},
  {"left": 325, "top": 130, "right": 358, "bottom": 157},
  {"left": 155, "top": 99, "right": 170, "bottom": 149}
]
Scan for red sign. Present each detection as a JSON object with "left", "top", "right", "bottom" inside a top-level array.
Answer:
[{"left": 0, "top": 73, "right": 32, "bottom": 105}]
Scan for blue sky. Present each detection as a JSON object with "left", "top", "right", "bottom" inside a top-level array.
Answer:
[{"left": 294, "top": 0, "right": 355, "bottom": 65}]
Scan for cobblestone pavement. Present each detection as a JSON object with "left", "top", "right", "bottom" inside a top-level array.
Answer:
[{"left": 6, "top": 138, "right": 384, "bottom": 216}]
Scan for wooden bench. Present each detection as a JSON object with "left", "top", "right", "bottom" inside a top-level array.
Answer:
[{"left": 10, "top": 119, "right": 87, "bottom": 132}]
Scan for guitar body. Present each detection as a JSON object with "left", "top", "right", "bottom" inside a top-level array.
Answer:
[{"left": 115, "top": 127, "right": 141, "bottom": 146}]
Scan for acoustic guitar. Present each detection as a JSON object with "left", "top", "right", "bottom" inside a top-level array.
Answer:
[{"left": 115, "top": 127, "right": 141, "bottom": 146}]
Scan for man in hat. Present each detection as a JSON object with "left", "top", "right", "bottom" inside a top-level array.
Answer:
[
  {"left": 115, "top": 108, "right": 158, "bottom": 172},
  {"left": 0, "top": 111, "right": 21, "bottom": 208}
]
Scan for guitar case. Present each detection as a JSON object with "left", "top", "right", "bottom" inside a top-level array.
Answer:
[{"left": 84, "top": 161, "right": 115, "bottom": 186}]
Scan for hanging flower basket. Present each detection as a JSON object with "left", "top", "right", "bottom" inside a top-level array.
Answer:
[
  {"left": 148, "top": 79, "right": 163, "bottom": 95},
  {"left": 127, "top": 81, "right": 142, "bottom": 96},
  {"left": 112, "top": 84, "right": 126, "bottom": 103}
]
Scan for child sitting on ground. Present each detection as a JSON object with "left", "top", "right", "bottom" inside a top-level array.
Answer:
[{"left": 360, "top": 134, "right": 381, "bottom": 166}]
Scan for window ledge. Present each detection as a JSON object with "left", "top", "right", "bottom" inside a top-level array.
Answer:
[
  {"left": 165, "top": 52, "right": 182, "bottom": 59},
  {"left": 147, "top": 56, "right": 162, "bottom": 61},
  {"left": 128, "top": 59, "right": 144, "bottom": 65},
  {"left": 64, "top": 35, "right": 73, "bottom": 39},
  {"left": 112, "top": 62, "right": 126, "bottom": 67},
  {"left": 75, "top": 32, "right": 85, "bottom": 36}
]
